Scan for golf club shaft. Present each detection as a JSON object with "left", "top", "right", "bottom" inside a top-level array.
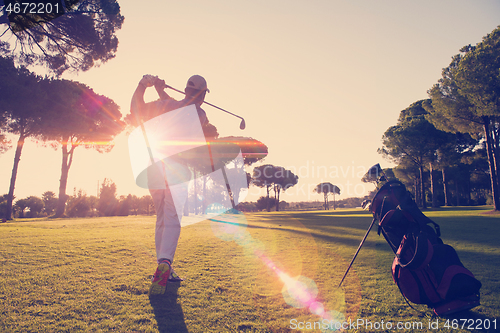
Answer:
[
  {"left": 139, "top": 121, "right": 155, "bottom": 165},
  {"left": 338, "top": 217, "right": 377, "bottom": 288},
  {"left": 138, "top": 119, "right": 171, "bottom": 191},
  {"left": 164, "top": 84, "right": 245, "bottom": 121}
]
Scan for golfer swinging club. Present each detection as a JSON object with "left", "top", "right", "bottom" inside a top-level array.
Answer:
[{"left": 130, "top": 74, "right": 210, "bottom": 295}]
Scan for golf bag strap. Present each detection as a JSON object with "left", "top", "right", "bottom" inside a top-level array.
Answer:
[
  {"left": 397, "top": 233, "right": 433, "bottom": 270},
  {"left": 376, "top": 197, "right": 389, "bottom": 236},
  {"left": 379, "top": 209, "right": 398, "bottom": 227}
]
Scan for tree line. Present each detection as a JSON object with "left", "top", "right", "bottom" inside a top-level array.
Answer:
[
  {"left": 249, "top": 165, "right": 342, "bottom": 211},
  {"left": 0, "top": 179, "right": 154, "bottom": 219},
  {"left": 379, "top": 26, "right": 500, "bottom": 210}
]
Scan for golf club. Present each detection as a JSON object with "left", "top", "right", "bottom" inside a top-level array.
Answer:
[
  {"left": 338, "top": 164, "right": 387, "bottom": 288},
  {"left": 136, "top": 118, "right": 172, "bottom": 192},
  {"left": 338, "top": 217, "right": 377, "bottom": 288},
  {"left": 164, "top": 84, "right": 246, "bottom": 130},
  {"left": 361, "top": 163, "right": 387, "bottom": 184}
]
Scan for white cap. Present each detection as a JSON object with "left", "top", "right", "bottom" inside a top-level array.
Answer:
[{"left": 186, "top": 75, "right": 209, "bottom": 92}]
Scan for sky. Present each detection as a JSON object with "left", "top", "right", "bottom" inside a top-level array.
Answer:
[{"left": 1, "top": 0, "right": 500, "bottom": 204}]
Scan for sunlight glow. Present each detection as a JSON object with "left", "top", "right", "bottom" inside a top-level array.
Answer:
[{"left": 209, "top": 211, "right": 347, "bottom": 331}]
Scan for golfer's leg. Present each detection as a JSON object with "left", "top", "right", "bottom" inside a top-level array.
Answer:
[
  {"left": 157, "top": 187, "right": 181, "bottom": 263},
  {"left": 149, "top": 189, "right": 175, "bottom": 295},
  {"left": 151, "top": 187, "right": 183, "bottom": 263},
  {"left": 149, "top": 189, "right": 166, "bottom": 262}
]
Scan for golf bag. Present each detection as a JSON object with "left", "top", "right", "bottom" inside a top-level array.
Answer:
[{"left": 371, "top": 179, "right": 482, "bottom": 316}]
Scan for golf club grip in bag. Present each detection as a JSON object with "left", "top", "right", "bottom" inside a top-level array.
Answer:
[{"left": 371, "top": 180, "right": 482, "bottom": 316}]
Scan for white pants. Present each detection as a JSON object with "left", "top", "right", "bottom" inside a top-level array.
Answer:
[{"left": 150, "top": 188, "right": 181, "bottom": 264}]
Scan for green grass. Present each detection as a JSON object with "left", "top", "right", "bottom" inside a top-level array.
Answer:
[{"left": 0, "top": 207, "right": 499, "bottom": 332}]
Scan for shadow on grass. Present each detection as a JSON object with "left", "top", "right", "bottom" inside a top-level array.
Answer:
[
  {"left": 247, "top": 212, "right": 500, "bottom": 260},
  {"left": 208, "top": 215, "right": 395, "bottom": 261},
  {"left": 149, "top": 283, "right": 188, "bottom": 333},
  {"left": 431, "top": 215, "right": 500, "bottom": 249}
]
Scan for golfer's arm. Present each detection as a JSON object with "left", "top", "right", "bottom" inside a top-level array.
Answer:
[
  {"left": 130, "top": 84, "right": 155, "bottom": 124},
  {"left": 155, "top": 85, "right": 170, "bottom": 100}
]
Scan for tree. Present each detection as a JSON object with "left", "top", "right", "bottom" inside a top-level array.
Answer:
[
  {"left": 273, "top": 167, "right": 298, "bottom": 211},
  {"left": 464, "top": 146, "right": 491, "bottom": 205},
  {"left": 13, "top": 198, "right": 28, "bottom": 218},
  {"left": 97, "top": 178, "right": 118, "bottom": 216},
  {"left": 40, "top": 79, "right": 123, "bottom": 217},
  {"left": 66, "top": 190, "right": 91, "bottom": 217},
  {"left": 1, "top": 0, "right": 124, "bottom": 76},
  {"left": 435, "top": 132, "right": 477, "bottom": 207},
  {"left": 0, "top": 194, "right": 8, "bottom": 218},
  {"left": 127, "top": 194, "right": 140, "bottom": 215},
  {"left": 0, "top": 107, "right": 10, "bottom": 154},
  {"left": 256, "top": 196, "right": 277, "bottom": 211},
  {"left": 454, "top": 28, "right": 500, "bottom": 209},
  {"left": 235, "top": 201, "right": 257, "bottom": 212},
  {"left": 25, "top": 195, "right": 44, "bottom": 217},
  {"left": 42, "top": 191, "right": 58, "bottom": 215},
  {"left": 140, "top": 195, "right": 154, "bottom": 215},
  {"left": 392, "top": 162, "right": 420, "bottom": 198},
  {"left": 116, "top": 194, "right": 131, "bottom": 216},
  {"left": 87, "top": 195, "right": 98, "bottom": 216},
  {"left": 209, "top": 136, "right": 268, "bottom": 209},
  {"left": 213, "top": 136, "right": 268, "bottom": 166},
  {"left": 428, "top": 26, "right": 500, "bottom": 210},
  {"left": 336, "top": 197, "right": 365, "bottom": 209},
  {"left": 252, "top": 164, "right": 277, "bottom": 212},
  {"left": 313, "top": 182, "right": 340, "bottom": 210},
  {"left": 379, "top": 100, "right": 443, "bottom": 208},
  {"left": 0, "top": 55, "right": 46, "bottom": 220}
]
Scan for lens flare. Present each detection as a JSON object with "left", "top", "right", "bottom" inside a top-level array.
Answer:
[
  {"left": 280, "top": 275, "right": 318, "bottom": 309},
  {"left": 210, "top": 209, "right": 348, "bottom": 327}
]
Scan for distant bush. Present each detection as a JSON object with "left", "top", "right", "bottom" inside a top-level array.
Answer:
[{"left": 66, "top": 192, "right": 94, "bottom": 217}]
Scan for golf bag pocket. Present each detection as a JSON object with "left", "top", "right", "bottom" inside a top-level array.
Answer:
[
  {"left": 392, "top": 259, "right": 441, "bottom": 305},
  {"left": 392, "top": 239, "right": 482, "bottom": 312},
  {"left": 392, "top": 234, "right": 441, "bottom": 305},
  {"left": 428, "top": 243, "right": 482, "bottom": 301}
]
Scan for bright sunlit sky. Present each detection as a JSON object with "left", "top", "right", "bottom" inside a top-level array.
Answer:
[{"left": 1, "top": 0, "right": 499, "bottom": 203}]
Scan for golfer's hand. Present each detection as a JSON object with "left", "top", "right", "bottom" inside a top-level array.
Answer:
[
  {"left": 140, "top": 74, "right": 158, "bottom": 88},
  {"left": 154, "top": 78, "right": 166, "bottom": 91}
]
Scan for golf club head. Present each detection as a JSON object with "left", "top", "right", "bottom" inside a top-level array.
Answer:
[
  {"left": 361, "top": 199, "right": 372, "bottom": 210},
  {"left": 240, "top": 119, "right": 246, "bottom": 130},
  {"left": 361, "top": 163, "right": 384, "bottom": 183}
]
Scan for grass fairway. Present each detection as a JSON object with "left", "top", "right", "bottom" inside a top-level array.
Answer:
[{"left": 0, "top": 208, "right": 499, "bottom": 332}]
